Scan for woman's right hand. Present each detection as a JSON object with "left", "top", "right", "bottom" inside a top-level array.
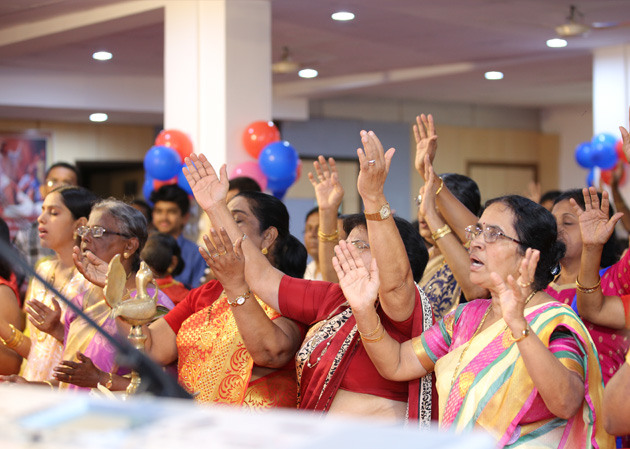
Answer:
[
  {"left": 413, "top": 113, "right": 438, "bottom": 179},
  {"left": 418, "top": 154, "right": 440, "bottom": 222},
  {"left": 332, "top": 240, "right": 380, "bottom": 313},
  {"left": 72, "top": 246, "right": 108, "bottom": 288},
  {"left": 183, "top": 153, "right": 229, "bottom": 211},
  {"left": 200, "top": 228, "right": 246, "bottom": 291},
  {"left": 308, "top": 155, "right": 344, "bottom": 211},
  {"left": 26, "top": 298, "right": 63, "bottom": 340},
  {"left": 572, "top": 187, "right": 623, "bottom": 248}
]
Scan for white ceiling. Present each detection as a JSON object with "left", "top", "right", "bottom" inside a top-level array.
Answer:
[{"left": 1, "top": 0, "right": 630, "bottom": 125}]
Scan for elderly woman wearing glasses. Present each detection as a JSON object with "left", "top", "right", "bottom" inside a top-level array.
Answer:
[{"left": 337, "top": 165, "right": 613, "bottom": 447}]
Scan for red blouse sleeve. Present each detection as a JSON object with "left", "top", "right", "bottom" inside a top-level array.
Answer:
[
  {"left": 278, "top": 275, "right": 345, "bottom": 325},
  {"left": 163, "top": 280, "right": 224, "bottom": 333}
]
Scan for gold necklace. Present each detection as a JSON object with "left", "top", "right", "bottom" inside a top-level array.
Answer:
[
  {"left": 37, "top": 262, "right": 76, "bottom": 342},
  {"left": 450, "top": 290, "right": 537, "bottom": 389}
]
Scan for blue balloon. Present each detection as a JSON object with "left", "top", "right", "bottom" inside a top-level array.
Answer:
[
  {"left": 177, "top": 164, "right": 193, "bottom": 195},
  {"left": 258, "top": 141, "right": 299, "bottom": 180},
  {"left": 586, "top": 169, "right": 595, "bottom": 188},
  {"left": 591, "top": 133, "right": 618, "bottom": 169},
  {"left": 142, "top": 176, "right": 155, "bottom": 205},
  {"left": 575, "top": 142, "right": 595, "bottom": 169},
  {"left": 144, "top": 146, "right": 182, "bottom": 181},
  {"left": 267, "top": 173, "right": 297, "bottom": 200}
]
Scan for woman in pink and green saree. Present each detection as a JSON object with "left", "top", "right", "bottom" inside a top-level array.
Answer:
[{"left": 337, "top": 192, "right": 613, "bottom": 448}]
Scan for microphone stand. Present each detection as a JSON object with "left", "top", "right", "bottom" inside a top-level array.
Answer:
[{"left": 0, "top": 238, "right": 191, "bottom": 399}]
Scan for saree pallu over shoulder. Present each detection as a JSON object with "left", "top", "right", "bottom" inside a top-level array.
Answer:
[
  {"left": 432, "top": 301, "right": 612, "bottom": 449},
  {"left": 177, "top": 291, "right": 297, "bottom": 409}
]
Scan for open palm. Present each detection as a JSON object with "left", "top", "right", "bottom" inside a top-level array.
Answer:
[
  {"left": 308, "top": 156, "right": 344, "bottom": 210},
  {"left": 333, "top": 241, "right": 380, "bottom": 313},
  {"left": 573, "top": 187, "right": 622, "bottom": 247},
  {"left": 183, "top": 153, "right": 229, "bottom": 211},
  {"left": 413, "top": 113, "right": 438, "bottom": 179}
]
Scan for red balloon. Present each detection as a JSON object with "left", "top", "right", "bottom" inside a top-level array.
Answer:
[
  {"left": 242, "top": 121, "right": 281, "bottom": 159},
  {"left": 615, "top": 139, "right": 627, "bottom": 164},
  {"left": 153, "top": 177, "right": 177, "bottom": 191},
  {"left": 155, "top": 129, "right": 194, "bottom": 161},
  {"left": 600, "top": 164, "right": 626, "bottom": 186}
]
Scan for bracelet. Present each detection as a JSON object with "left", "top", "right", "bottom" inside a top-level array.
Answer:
[
  {"left": 42, "top": 380, "right": 55, "bottom": 390},
  {"left": 318, "top": 229, "right": 339, "bottom": 242},
  {"left": 358, "top": 315, "right": 382, "bottom": 338},
  {"left": 361, "top": 326, "right": 386, "bottom": 343},
  {"left": 575, "top": 276, "right": 601, "bottom": 294},
  {"left": 435, "top": 177, "right": 444, "bottom": 196},
  {"left": 509, "top": 325, "right": 530, "bottom": 343},
  {"left": 0, "top": 324, "right": 24, "bottom": 349},
  {"left": 105, "top": 372, "right": 114, "bottom": 390},
  {"left": 431, "top": 224, "right": 452, "bottom": 241}
]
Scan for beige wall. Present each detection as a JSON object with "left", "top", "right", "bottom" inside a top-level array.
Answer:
[{"left": 410, "top": 125, "right": 559, "bottom": 207}]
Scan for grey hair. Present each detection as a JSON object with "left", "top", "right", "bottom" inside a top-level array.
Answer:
[{"left": 91, "top": 198, "right": 148, "bottom": 271}]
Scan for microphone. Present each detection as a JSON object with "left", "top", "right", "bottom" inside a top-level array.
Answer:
[{"left": 0, "top": 237, "right": 191, "bottom": 399}]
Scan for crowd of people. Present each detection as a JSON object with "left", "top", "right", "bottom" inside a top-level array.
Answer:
[{"left": 0, "top": 112, "right": 630, "bottom": 448}]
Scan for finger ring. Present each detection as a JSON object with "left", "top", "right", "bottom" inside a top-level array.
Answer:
[
  {"left": 68, "top": 375, "right": 72, "bottom": 381},
  {"left": 211, "top": 253, "right": 219, "bottom": 259},
  {"left": 218, "top": 250, "right": 227, "bottom": 257},
  {"left": 367, "top": 160, "right": 376, "bottom": 166},
  {"left": 517, "top": 280, "right": 533, "bottom": 288}
]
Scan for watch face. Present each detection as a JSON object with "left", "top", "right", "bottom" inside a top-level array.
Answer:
[
  {"left": 380, "top": 204, "right": 391, "bottom": 218},
  {"left": 236, "top": 296, "right": 246, "bottom": 305}
]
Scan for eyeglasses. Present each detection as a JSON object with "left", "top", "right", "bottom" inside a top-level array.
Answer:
[
  {"left": 349, "top": 239, "right": 370, "bottom": 253},
  {"left": 77, "top": 225, "right": 132, "bottom": 239},
  {"left": 464, "top": 224, "right": 523, "bottom": 245}
]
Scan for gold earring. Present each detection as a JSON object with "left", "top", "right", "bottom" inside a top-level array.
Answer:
[
  {"left": 123, "top": 252, "right": 130, "bottom": 259},
  {"left": 261, "top": 247, "right": 268, "bottom": 255}
]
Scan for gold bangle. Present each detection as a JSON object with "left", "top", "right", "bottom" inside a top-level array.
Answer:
[
  {"left": 42, "top": 380, "right": 55, "bottom": 390},
  {"left": 509, "top": 325, "right": 530, "bottom": 343},
  {"left": 0, "top": 324, "right": 24, "bottom": 349},
  {"left": 362, "top": 327, "right": 386, "bottom": 343},
  {"left": 626, "top": 351, "right": 630, "bottom": 368},
  {"left": 435, "top": 177, "right": 444, "bottom": 196},
  {"left": 576, "top": 276, "right": 601, "bottom": 294},
  {"left": 431, "top": 224, "right": 452, "bottom": 241},
  {"left": 318, "top": 229, "right": 339, "bottom": 242},
  {"left": 358, "top": 314, "right": 381, "bottom": 338},
  {"left": 105, "top": 372, "right": 114, "bottom": 390}
]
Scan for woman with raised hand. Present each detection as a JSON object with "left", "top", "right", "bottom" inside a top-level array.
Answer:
[
  {"left": 134, "top": 191, "right": 307, "bottom": 407},
  {"left": 0, "top": 186, "right": 95, "bottom": 382},
  {"left": 335, "top": 194, "right": 612, "bottom": 448},
  {"left": 184, "top": 129, "right": 433, "bottom": 424},
  {"left": 307, "top": 155, "right": 345, "bottom": 283}
]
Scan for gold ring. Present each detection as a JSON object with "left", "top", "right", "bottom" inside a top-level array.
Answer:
[
  {"left": 218, "top": 250, "right": 227, "bottom": 257},
  {"left": 517, "top": 280, "right": 532, "bottom": 288}
]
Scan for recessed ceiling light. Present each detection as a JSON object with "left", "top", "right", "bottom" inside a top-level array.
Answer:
[
  {"left": 92, "top": 51, "right": 112, "bottom": 61},
  {"left": 298, "top": 68, "right": 318, "bottom": 79},
  {"left": 484, "top": 71, "right": 504, "bottom": 80},
  {"left": 331, "top": 11, "right": 355, "bottom": 21},
  {"left": 546, "top": 38, "right": 568, "bottom": 48},
  {"left": 89, "top": 113, "right": 108, "bottom": 122}
]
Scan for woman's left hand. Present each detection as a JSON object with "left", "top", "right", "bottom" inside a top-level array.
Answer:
[
  {"left": 183, "top": 153, "right": 229, "bottom": 211},
  {"left": 491, "top": 248, "right": 540, "bottom": 333},
  {"left": 572, "top": 186, "right": 623, "bottom": 248},
  {"left": 356, "top": 130, "right": 395, "bottom": 202},
  {"left": 72, "top": 246, "right": 108, "bottom": 288},
  {"left": 418, "top": 154, "right": 440, "bottom": 222},
  {"left": 200, "top": 228, "right": 246, "bottom": 291},
  {"left": 53, "top": 352, "right": 102, "bottom": 388},
  {"left": 333, "top": 240, "right": 380, "bottom": 314}
]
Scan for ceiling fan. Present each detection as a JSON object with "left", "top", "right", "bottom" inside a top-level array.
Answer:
[
  {"left": 555, "top": 4, "right": 630, "bottom": 38},
  {"left": 272, "top": 46, "right": 301, "bottom": 74}
]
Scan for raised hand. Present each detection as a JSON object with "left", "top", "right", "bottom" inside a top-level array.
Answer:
[
  {"left": 200, "top": 228, "right": 246, "bottom": 292},
  {"left": 53, "top": 352, "right": 103, "bottom": 388},
  {"left": 308, "top": 156, "right": 344, "bottom": 211},
  {"left": 73, "top": 246, "right": 108, "bottom": 288},
  {"left": 571, "top": 187, "right": 623, "bottom": 248},
  {"left": 332, "top": 240, "right": 380, "bottom": 313},
  {"left": 413, "top": 114, "right": 438, "bottom": 180},
  {"left": 418, "top": 154, "right": 440, "bottom": 222},
  {"left": 492, "top": 248, "right": 540, "bottom": 333},
  {"left": 183, "top": 153, "right": 229, "bottom": 211},
  {"left": 356, "top": 130, "right": 395, "bottom": 202},
  {"left": 26, "top": 298, "right": 63, "bottom": 340}
]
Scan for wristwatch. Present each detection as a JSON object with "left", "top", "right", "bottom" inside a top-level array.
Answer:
[
  {"left": 227, "top": 290, "right": 251, "bottom": 307},
  {"left": 364, "top": 203, "right": 391, "bottom": 221}
]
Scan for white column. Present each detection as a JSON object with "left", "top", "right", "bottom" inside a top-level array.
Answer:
[
  {"left": 164, "top": 0, "right": 272, "bottom": 169},
  {"left": 593, "top": 45, "right": 630, "bottom": 135}
]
